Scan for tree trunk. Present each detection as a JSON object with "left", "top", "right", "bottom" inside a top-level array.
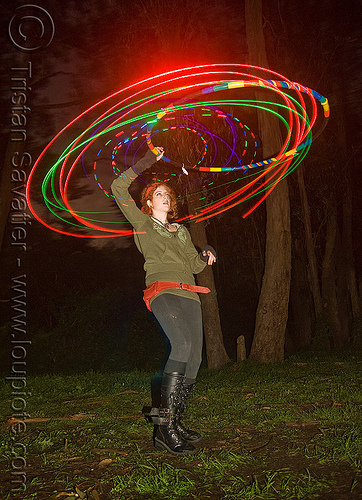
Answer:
[
  {"left": 246, "top": 0, "right": 291, "bottom": 362},
  {"left": 296, "top": 164, "right": 323, "bottom": 318},
  {"left": 249, "top": 176, "right": 291, "bottom": 362},
  {"left": 288, "top": 238, "right": 313, "bottom": 349},
  {"left": 334, "top": 210, "right": 352, "bottom": 345},
  {"left": 342, "top": 179, "right": 361, "bottom": 323},
  {"left": 162, "top": 104, "right": 230, "bottom": 369},
  {"left": 320, "top": 201, "right": 349, "bottom": 348},
  {"left": 188, "top": 212, "right": 230, "bottom": 370}
]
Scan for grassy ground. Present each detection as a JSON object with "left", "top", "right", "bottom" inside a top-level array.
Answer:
[{"left": 0, "top": 350, "right": 361, "bottom": 499}]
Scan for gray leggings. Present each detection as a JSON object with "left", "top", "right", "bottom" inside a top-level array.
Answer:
[{"left": 151, "top": 293, "right": 203, "bottom": 382}]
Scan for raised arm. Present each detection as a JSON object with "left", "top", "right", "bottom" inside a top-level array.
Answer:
[{"left": 111, "top": 148, "right": 163, "bottom": 228}]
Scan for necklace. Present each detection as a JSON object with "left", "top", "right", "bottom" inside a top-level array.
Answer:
[{"left": 151, "top": 216, "right": 177, "bottom": 232}]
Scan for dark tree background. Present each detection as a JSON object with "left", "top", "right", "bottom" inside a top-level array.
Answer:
[{"left": 0, "top": 0, "right": 361, "bottom": 373}]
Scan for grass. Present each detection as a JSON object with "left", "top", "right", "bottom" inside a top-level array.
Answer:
[{"left": 0, "top": 349, "right": 361, "bottom": 499}]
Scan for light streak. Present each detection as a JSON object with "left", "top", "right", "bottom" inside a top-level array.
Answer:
[{"left": 26, "top": 64, "right": 328, "bottom": 237}]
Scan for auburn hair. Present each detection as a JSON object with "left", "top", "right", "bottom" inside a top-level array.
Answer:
[{"left": 141, "top": 182, "right": 178, "bottom": 220}]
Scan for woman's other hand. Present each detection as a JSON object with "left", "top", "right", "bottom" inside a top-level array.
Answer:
[{"left": 201, "top": 246, "right": 217, "bottom": 265}]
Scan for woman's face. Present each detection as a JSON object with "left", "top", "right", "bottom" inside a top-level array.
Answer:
[{"left": 148, "top": 185, "right": 171, "bottom": 214}]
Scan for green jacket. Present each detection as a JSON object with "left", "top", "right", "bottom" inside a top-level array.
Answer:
[{"left": 110, "top": 154, "right": 206, "bottom": 303}]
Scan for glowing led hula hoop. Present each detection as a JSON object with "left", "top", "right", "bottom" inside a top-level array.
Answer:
[
  {"left": 26, "top": 63, "right": 329, "bottom": 237},
  {"left": 146, "top": 79, "right": 328, "bottom": 170}
]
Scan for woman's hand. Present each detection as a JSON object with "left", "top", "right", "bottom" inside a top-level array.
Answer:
[
  {"left": 155, "top": 146, "right": 164, "bottom": 161},
  {"left": 201, "top": 246, "right": 217, "bottom": 265}
]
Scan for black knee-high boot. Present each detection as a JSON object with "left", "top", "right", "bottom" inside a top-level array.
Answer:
[
  {"left": 175, "top": 381, "right": 202, "bottom": 442},
  {"left": 154, "top": 372, "right": 196, "bottom": 456}
]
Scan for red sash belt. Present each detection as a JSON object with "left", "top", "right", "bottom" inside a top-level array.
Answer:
[{"left": 143, "top": 280, "right": 211, "bottom": 311}]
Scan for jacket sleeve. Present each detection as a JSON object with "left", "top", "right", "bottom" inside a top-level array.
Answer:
[
  {"left": 110, "top": 152, "right": 156, "bottom": 230},
  {"left": 183, "top": 227, "right": 207, "bottom": 274}
]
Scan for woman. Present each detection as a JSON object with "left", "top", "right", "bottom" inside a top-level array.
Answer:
[{"left": 111, "top": 146, "right": 216, "bottom": 456}]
